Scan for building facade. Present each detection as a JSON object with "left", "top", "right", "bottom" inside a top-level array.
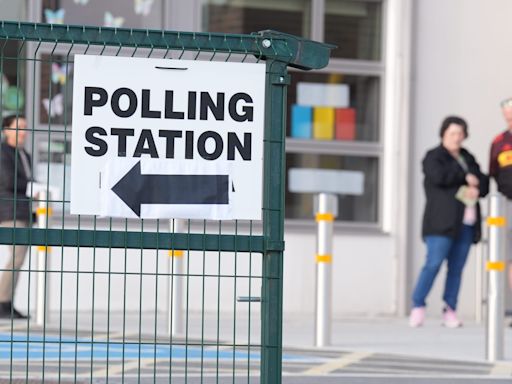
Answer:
[{"left": 1, "top": 0, "right": 509, "bottom": 320}]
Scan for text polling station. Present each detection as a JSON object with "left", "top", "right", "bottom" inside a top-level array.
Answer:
[{"left": 70, "top": 55, "right": 265, "bottom": 220}]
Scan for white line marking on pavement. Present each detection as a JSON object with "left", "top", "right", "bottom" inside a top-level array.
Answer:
[
  {"left": 91, "top": 331, "right": 137, "bottom": 341},
  {"left": 491, "top": 361, "right": 512, "bottom": 376},
  {"left": 302, "top": 351, "right": 374, "bottom": 375},
  {"left": 91, "top": 357, "right": 155, "bottom": 377},
  {"left": 0, "top": 325, "right": 26, "bottom": 332}
]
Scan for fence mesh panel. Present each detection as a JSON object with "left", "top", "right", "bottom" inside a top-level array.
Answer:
[{"left": 0, "top": 21, "right": 331, "bottom": 384}]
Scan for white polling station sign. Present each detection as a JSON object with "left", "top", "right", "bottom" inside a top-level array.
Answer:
[{"left": 70, "top": 55, "right": 265, "bottom": 220}]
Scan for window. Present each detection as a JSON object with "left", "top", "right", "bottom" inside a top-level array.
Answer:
[
  {"left": 41, "top": 0, "right": 163, "bottom": 29},
  {"left": 18, "top": 0, "right": 385, "bottom": 224},
  {"left": 325, "top": 0, "right": 382, "bottom": 60},
  {"left": 200, "top": 0, "right": 384, "bottom": 225},
  {"left": 286, "top": 153, "right": 379, "bottom": 221},
  {"left": 201, "top": 0, "right": 311, "bottom": 38},
  {"left": 0, "top": 1, "right": 27, "bottom": 117},
  {"left": 285, "top": 70, "right": 381, "bottom": 223},
  {"left": 288, "top": 72, "right": 380, "bottom": 142},
  {"left": 35, "top": 1, "right": 167, "bottom": 213},
  {"left": 39, "top": 54, "right": 73, "bottom": 126},
  {"left": 1, "top": 41, "right": 26, "bottom": 117}
]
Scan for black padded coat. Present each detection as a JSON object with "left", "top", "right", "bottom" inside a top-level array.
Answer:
[
  {"left": 421, "top": 145, "right": 489, "bottom": 244},
  {"left": 0, "top": 141, "right": 33, "bottom": 223}
]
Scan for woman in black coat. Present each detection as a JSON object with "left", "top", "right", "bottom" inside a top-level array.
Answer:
[
  {"left": 409, "top": 116, "right": 489, "bottom": 328},
  {"left": 0, "top": 114, "right": 32, "bottom": 319}
]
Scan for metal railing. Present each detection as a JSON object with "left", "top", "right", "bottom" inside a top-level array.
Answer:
[{"left": 0, "top": 21, "right": 333, "bottom": 383}]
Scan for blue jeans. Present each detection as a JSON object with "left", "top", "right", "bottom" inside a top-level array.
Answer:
[{"left": 412, "top": 225, "right": 474, "bottom": 310}]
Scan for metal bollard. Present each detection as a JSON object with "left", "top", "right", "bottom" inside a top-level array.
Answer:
[
  {"left": 315, "top": 193, "right": 337, "bottom": 347},
  {"left": 35, "top": 190, "right": 51, "bottom": 326},
  {"left": 485, "top": 194, "right": 506, "bottom": 361},
  {"left": 168, "top": 219, "right": 184, "bottom": 336}
]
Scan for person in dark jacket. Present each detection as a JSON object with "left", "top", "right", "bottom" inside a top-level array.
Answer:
[
  {"left": 409, "top": 116, "right": 489, "bottom": 328},
  {"left": 0, "top": 114, "right": 31, "bottom": 319}
]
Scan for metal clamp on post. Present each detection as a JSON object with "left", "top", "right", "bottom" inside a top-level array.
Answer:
[{"left": 485, "top": 194, "right": 506, "bottom": 362}]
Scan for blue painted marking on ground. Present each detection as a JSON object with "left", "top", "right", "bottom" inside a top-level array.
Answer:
[{"left": 0, "top": 333, "right": 315, "bottom": 362}]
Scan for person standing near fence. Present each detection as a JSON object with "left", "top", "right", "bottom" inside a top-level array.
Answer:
[
  {"left": 0, "top": 114, "right": 32, "bottom": 319},
  {"left": 409, "top": 116, "right": 489, "bottom": 328},
  {"left": 489, "top": 98, "right": 512, "bottom": 309}
]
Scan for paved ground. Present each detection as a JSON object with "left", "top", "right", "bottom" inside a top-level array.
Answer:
[
  {"left": 0, "top": 345, "right": 509, "bottom": 383},
  {"left": 283, "top": 316, "right": 512, "bottom": 362},
  {"left": 0, "top": 313, "right": 510, "bottom": 383}
]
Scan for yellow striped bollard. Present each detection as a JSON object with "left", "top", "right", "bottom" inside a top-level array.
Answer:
[
  {"left": 486, "top": 194, "right": 506, "bottom": 362},
  {"left": 315, "top": 193, "right": 337, "bottom": 347}
]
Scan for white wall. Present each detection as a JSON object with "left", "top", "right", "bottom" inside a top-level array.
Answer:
[
  {"left": 10, "top": 228, "right": 394, "bottom": 318},
  {"left": 284, "top": 230, "right": 396, "bottom": 317},
  {"left": 410, "top": 0, "right": 512, "bottom": 317},
  {"left": 0, "top": 0, "right": 26, "bottom": 20}
]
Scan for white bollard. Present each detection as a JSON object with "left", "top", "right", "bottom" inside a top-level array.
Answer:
[
  {"left": 486, "top": 194, "right": 506, "bottom": 361},
  {"left": 168, "top": 219, "right": 184, "bottom": 336},
  {"left": 315, "top": 193, "right": 337, "bottom": 347},
  {"left": 35, "top": 190, "right": 51, "bottom": 326}
]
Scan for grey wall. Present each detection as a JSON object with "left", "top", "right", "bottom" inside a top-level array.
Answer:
[{"left": 0, "top": 0, "right": 26, "bottom": 20}]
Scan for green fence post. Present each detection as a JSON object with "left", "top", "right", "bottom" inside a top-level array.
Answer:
[
  {"left": 259, "top": 31, "right": 334, "bottom": 384},
  {"left": 261, "top": 58, "right": 288, "bottom": 384}
]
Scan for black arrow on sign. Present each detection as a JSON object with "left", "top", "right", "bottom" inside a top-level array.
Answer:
[{"left": 111, "top": 161, "right": 229, "bottom": 217}]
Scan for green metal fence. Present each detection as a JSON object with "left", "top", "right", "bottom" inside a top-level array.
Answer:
[{"left": 0, "top": 21, "right": 331, "bottom": 383}]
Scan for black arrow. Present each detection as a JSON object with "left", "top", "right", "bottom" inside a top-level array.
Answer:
[{"left": 111, "top": 161, "right": 229, "bottom": 217}]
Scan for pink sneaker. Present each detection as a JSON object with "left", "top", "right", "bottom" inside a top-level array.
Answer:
[
  {"left": 409, "top": 307, "right": 425, "bottom": 327},
  {"left": 443, "top": 307, "right": 462, "bottom": 328}
]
